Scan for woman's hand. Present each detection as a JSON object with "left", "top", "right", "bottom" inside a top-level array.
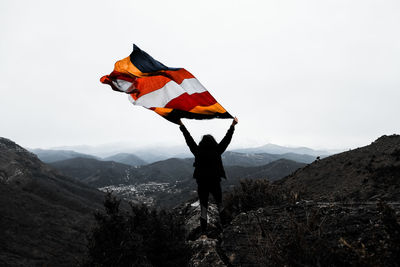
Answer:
[{"left": 232, "top": 117, "right": 238, "bottom": 126}]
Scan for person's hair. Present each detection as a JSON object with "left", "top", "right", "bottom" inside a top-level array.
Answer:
[{"left": 199, "top": 134, "right": 217, "bottom": 149}]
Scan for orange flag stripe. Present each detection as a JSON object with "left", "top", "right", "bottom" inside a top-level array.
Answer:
[
  {"left": 114, "top": 57, "right": 146, "bottom": 78},
  {"left": 188, "top": 103, "right": 227, "bottom": 115}
]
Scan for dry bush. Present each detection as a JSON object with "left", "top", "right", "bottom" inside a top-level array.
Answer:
[
  {"left": 223, "top": 179, "right": 292, "bottom": 222},
  {"left": 253, "top": 203, "right": 400, "bottom": 267},
  {"left": 82, "top": 193, "right": 189, "bottom": 267}
]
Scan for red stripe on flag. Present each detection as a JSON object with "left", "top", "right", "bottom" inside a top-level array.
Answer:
[
  {"left": 105, "top": 71, "right": 137, "bottom": 82},
  {"left": 162, "top": 69, "right": 195, "bottom": 84},
  {"left": 164, "top": 91, "right": 217, "bottom": 111}
]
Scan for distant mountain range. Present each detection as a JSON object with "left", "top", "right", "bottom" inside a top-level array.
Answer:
[
  {"left": 48, "top": 153, "right": 310, "bottom": 188},
  {"left": 222, "top": 151, "right": 316, "bottom": 166},
  {"left": 233, "top": 143, "right": 330, "bottom": 157},
  {"left": 36, "top": 142, "right": 336, "bottom": 163},
  {"left": 48, "top": 154, "right": 306, "bottom": 208},
  {"left": 32, "top": 147, "right": 318, "bottom": 167},
  {"left": 30, "top": 144, "right": 320, "bottom": 208}
]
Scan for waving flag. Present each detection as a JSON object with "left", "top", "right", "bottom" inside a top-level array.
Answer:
[{"left": 100, "top": 44, "right": 232, "bottom": 123}]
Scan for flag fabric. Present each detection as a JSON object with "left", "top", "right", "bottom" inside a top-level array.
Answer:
[{"left": 100, "top": 44, "right": 232, "bottom": 123}]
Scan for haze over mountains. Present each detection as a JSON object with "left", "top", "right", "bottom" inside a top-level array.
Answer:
[
  {"left": 28, "top": 142, "right": 326, "bottom": 207},
  {"left": 33, "top": 142, "right": 335, "bottom": 163},
  {"left": 233, "top": 143, "right": 331, "bottom": 156}
]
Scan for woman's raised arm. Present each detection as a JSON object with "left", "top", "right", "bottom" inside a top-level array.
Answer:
[{"left": 178, "top": 119, "right": 198, "bottom": 155}]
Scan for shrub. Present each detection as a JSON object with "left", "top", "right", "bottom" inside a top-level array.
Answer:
[
  {"left": 223, "top": 179, "right": 291, "bottom": 223},
  {"left": 82, "top": 193, "right": 189, "bottom": 267},
  {"left": 251, "top": 203, "right": 400, "bottom": 267}
]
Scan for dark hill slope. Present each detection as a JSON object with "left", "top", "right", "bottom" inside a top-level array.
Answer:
[
  {"left": 49, "top": 157, "right": 193, "bottom": 187},
  {"left": 49, "top": 157, "right": 142, "bottom": 187},
  {"left": 0, "top": 137, "right": 104, "bottom": 267},
  {"left": 227, "top": 159, "right": 307, "bottom": 182},
  {"left": 136, "top": 158, "right": 194, "bottom": 182},
  {"left": 50, "top": 156, "right": 304, "bottom": 189},
  {"left": 278, "top": 135, "right": 400, "bottom": 201}
]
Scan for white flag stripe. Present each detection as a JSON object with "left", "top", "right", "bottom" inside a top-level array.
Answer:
[
  {"left": 132, "top": 78, "right": 207, "bottom": 108},
  {"left": 112, "top": 79, "right": 133, "bottom": 92},
  {"left": 179, "top": 78, "right": 207, "bottom": 95}
]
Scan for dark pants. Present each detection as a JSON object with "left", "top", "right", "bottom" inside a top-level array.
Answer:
[{"left": 197, "top": 178, "right": 222, "bottom": 220}]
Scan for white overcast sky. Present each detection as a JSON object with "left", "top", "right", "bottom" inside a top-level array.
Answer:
[{"left": 0, "top": 0, "right": 399, "bottom": 150}]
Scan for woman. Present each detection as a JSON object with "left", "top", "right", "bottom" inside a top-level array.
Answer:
[{"left": 178, "top": 117, "right": 238, "bottom": 234}]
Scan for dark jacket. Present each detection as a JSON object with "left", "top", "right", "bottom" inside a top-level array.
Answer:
[{"left": 180, "top": 125, "right": 235, "bottom": 180}]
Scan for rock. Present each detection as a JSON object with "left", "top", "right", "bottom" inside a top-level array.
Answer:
[
  {"left": 178, "top": 199, "right": 229, "bottom": 266},
  {"left": 182, "top": 200, "right": 221, "bottom": 240},
  {"left": 221, "top": 209, "right": 271, "bottom": 266},
  {"left": 188, "top": 237, "right": 226, "bottom": 267},
  {"left": 220, "top": 201, "right": 400, "bottom": 266}
]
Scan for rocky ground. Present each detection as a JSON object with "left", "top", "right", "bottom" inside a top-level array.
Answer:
[
  {"left": 182, "top": 200, "right": 400, "bottom": 267},
  {"left": 182, "top": 135, "right": 400, "bottom": 267}
]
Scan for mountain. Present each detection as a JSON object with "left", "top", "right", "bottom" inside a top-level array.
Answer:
[
  {"left": 31, "top": 149, "right": 147, "bottom": 167},
  {"left": 103, "top": 152, "right": 147, "bottom": 166},
  {"left": 47, "top": 142, "right": 330, "bottom": 163},
  {"left": 131, "top": 147, "right": 191, "bottom": 163},
  {"left": 49, "top": 157, "right": 195, "bottom": 187},
  {"left": 49, "top": 155, "right": 306, "bottom": 189},
  {"left": 226, "top": 159, "right": 307, "bottom": 182},
  {"left": 29, "top": 148, "right": 98, "bottom": 163},
  {"left": 136, "top": 158, "right": 194, "bottom": 182},
  {"left": 278, "top": 134, "right": 400, "bottom": 201},
  {"left": 51, "top": 143, "right": 191, "bottom": 162},
  {"left": 0, "top": 137, "right": 105, "bottom": 267},
  {"left": 221, "top": 159, "right": 307, "bottom": 192},
  {"left": 222, "top": 151, "right": 279, "bottom": 166},
  {"left": 222, "top": 151, "right": 316, "bottom": 166},
  {"left": 49, "top": 157, "right": 146, "bottom": 187},
  {"left": 234, "top": 143, "right": 331, "bottom": 157},
  {"left": 48, "top": 153, "right": 306, "bottom": 208}
]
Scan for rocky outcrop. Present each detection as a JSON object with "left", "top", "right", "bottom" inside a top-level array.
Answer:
[
  {"left": 179, "top": 200, "right": 228, "bottom": 266},
  {"left": 181, "top": 200, "right": 220, "bottom": 240},
  {"left": 221, "top": 209, "right": 271, "bottom": 266},
  {"left": 181, "top": 201, "right": 399, "bottom": 267},
  {"left": 188, "top": 237, "right": 226, "bottom": 267}
]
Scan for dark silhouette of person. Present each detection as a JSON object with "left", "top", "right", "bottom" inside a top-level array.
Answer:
[{"left": 178, "top": 117, "right": 238, "bottom": 235}]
